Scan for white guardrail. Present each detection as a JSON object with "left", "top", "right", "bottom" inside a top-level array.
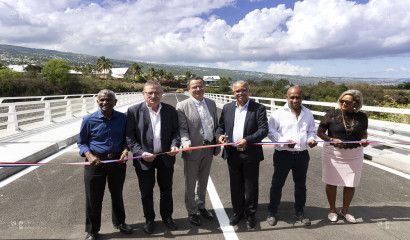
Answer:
[
  {"left": 205, "top": 93, "right": 410, "bottom": 152},
  {"left": 0, "top": 93, "right": 143, "bottom": 132}
]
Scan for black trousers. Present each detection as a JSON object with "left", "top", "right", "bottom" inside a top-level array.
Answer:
[
  {"left": 227, "top": 149, "right": 260, "bottom": 217},
  {"left": 268, "top": 150, "right": 310, "bottom": 215},
  {"left": 135, "top": 155, "right": 174, "bottom": 221},
  {"left": 84, "top": 162, "right": 126, "bottom": 234}
]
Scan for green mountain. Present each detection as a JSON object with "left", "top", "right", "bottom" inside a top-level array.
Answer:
[{"left": 0, "top": 44, "right": 408, "bottom": 85}]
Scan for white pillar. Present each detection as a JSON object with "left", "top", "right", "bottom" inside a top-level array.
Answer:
[{"left": 7, "top": 104, "right": 19, "bottom": 131}]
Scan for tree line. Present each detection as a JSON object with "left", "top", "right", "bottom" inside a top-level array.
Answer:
[{"left": 1, "top": 59, "right": 408, "bottom": 123}]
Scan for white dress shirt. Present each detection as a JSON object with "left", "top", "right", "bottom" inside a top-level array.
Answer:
[
  {"left": 191, "top": 97, "right": 214, "bottom": 141},
  {"left": 146, "top": 102, "right": 162, "bottom": 153},
  {"left": 268, "top": 103, "right": 316, "bottom": 151},
  {"left": 233, "top": 100, "right": 250, "bottom": 143}
]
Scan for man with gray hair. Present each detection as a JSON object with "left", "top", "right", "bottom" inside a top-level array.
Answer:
[
  {"left": 78, "top": 89, "right": 133, "bottom": 240},
  {"left": 216, "top": 80, "right": 268, "bottom": 229},
  {"left": 126, "top": 81, "right": 180, "bottom": 234}
]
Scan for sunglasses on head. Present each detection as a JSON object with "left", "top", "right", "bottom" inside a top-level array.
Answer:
[{"left": 339, "top": 100, "right": 355, "bottom": 105}]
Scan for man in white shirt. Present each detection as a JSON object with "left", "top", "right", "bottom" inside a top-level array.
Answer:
[
  {"left": 126, "top": 81, "right": 180, "bottom": 234},
  {"left": 266, "top": 86, "right": 317, "bottom": 227},
  {"left": 176, "top": 77, "right": 220, "bottom": 226}
]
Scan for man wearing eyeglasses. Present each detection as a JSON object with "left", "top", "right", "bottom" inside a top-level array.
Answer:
[
  {"left": 126, "top": 81, "right": 180, "bottom": 234},
  {"left": 216, "top": 80, "right": 268, "bottom": 229},
  {"left": 266, "top": 86, "right": 317, "bottom": 227},
  {"left": 176, "top": 77, "right": 221, "bottom": 226}
]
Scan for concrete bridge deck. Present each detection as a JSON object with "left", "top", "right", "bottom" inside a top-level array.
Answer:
[{"left": 0, "top": 93, "right": 409, "bottom": 240}]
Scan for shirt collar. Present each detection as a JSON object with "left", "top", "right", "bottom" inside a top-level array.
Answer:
[
  {"left": 145, "top": 102, "right": 162, "bottom": 114},
  {"left": 191, "top": 96, "right": 205, "bottom": 105},
  {"left": 283, "top": 103, "right": 306, "bottom": 113},
  {"left": 97, "top": 109, "right": 117, "bottom": 119},
  {"left": 236, "top": 99, "right": 250, "bottom": 109}
]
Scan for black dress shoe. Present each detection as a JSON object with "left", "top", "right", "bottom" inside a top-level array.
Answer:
[
  {"left": 229, "top": 213, "right": 243, "bottom": 226},
  {"left": 115, "top": 223, "right": 133, "bottom": 234},
  {"left": 163, "top": 217, "right": 178, "bottom": 230},
  {"left": 198, "top": 208, "right": 214, "bottom": 220},
  {"left": 295, "top": 212, "right": 311, "bottom": 226},
  {"left": 266, "top": 212, "right": 277, "bottom": 226},
  {"left": 143, "top": 220, "right": 155, "bottom": 234},
  {"left": 189, "top": 214, "right": 201, "bottom": 226},
  {"left": 85, "top": 233, "right": 99, "bottom": 240},
  {"left": 246, "top": 215, "right": 256, "bottom": 229}
]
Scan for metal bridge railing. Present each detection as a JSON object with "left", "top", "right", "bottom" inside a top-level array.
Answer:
[
  {"left": 0, "top": 93, "right": 143, "bottom": 132},
  {"left": 205, "top": 93, "right": 410, "bottom": 152}
]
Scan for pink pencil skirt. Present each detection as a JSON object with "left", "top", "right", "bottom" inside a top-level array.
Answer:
[{"left": 322, "top": 143, "right": 364, "bottom": 187}]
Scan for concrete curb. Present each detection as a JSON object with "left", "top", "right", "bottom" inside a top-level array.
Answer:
[{"left": 0, "top": 134, "right": 78, "bottom": 181}]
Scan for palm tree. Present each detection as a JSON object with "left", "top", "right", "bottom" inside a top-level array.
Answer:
[
  {"left": 96, "top": 56, "right": 112, "bottom": 78},
  {"left": 148, "top": 67, "right": 158, "bottom": 80},
  {"left": 129, "top": 63, "right": 143, "bottom": 79}
]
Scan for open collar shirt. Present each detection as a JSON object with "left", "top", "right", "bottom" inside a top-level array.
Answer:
[
  {"left": 268, "top": 103, "right": 316, "bottom": 151},
  {"left": 146, "top": 102, "right": 162, "bottom": 154},
  {"left": 233, "top": 99, "right": 250, "bottom": 143}
]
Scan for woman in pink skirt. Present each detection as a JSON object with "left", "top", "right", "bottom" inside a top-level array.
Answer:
[{"left": 317, "top": 90, "right": 369, "bottom": 224}]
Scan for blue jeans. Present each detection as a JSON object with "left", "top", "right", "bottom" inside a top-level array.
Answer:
[{"left": 268, "top": 150, "right": 310, "bottom": 215}]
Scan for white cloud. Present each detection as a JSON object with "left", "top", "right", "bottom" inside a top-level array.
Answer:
[
  {"left": 1, "top": 0, "right": 410, "bottom": 66},
  {"left": 237, "top": 61, "right": 259, "bottom": 70},
  {"left": 385, "top": 68, "right": 396, "bottom": 72},
  {"left": 266, "top": 62, "right": 311, "bottom": 76},
  {"left": 400, "top": 67, "right": 410, "bottom": 72},
  {"left": 217, "top": 62, "right": 232, "bottom": 69}
]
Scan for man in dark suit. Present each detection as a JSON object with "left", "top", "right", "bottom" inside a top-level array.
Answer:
[
  {"left": 216, "top": 81, "right": 268, "bottom": 229},
  {"left": 126, "top": 81, "right": 180, "bottom": 234},
  {"left": 176, "top": 77, "right": 220, "bottom": 226}
]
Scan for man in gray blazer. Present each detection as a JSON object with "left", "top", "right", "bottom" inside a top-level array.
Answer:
[{"left": 176, "top": 77, "right": 221, "bottom": 226}]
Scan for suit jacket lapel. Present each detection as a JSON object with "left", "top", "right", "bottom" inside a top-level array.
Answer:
[
  {"left": 243, "top": 101, "right": 253, "bottom": 134},
  {"left": 204, "top": 98, "right": 215, "bottom": 127},
  {"left": 228, "top": 102, "right": 236, "bottom": 139},
  {"left": 142, "top": 105, "right": 153, "bottom": 141}
]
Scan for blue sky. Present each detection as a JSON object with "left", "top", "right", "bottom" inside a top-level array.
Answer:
[{"left": 1, "top": 0, "right": 409, "bottom": 79}]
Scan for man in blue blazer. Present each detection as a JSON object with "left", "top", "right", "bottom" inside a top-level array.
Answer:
[
  {"left": 126, "top": 81, "right": 180, "bottom": 234},
  {"left": 216, "top": 81, "right": 268, "bottom": 229}
]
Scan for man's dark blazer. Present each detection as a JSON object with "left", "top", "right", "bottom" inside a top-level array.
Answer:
[
  {"left": 126, "top": 102, "right": 180, "bottom": 170},
  {"left": 216, "top": 100, "right": 268, "bottom": 161}
]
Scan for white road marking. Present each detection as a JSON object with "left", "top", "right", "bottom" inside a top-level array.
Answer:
[
  {"left": 364, "top": 160, "right": 410, "bottom": 180},
  {"left": 207, "top": 177, "right": 239, "bottom": 240},
  {"left": 0, "top": 144, "right": 77, "bottom": 189}
]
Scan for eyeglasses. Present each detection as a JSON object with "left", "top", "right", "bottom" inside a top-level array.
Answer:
[
  {"left": 144, "top": 91, "right": 162, "bottom": 96},
  {"left": 339, "top": 100, "right": 355, "bottom": 105},
  {"left": 190, "top": 85, "right": 204, "bottom": 90},
  {"left": 234, "top": 89, "right": 248, "bottom": 94}
]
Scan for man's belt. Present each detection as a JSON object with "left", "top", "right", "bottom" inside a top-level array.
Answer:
[
  {"left": 91, "top": 151, "right": 122, "bottom": 159},
  {"left": 232, "top": 146, "right": 245, "bottom": 151},
  {"left": 203, "top": 139, "right": 216, "bottom": 145},
  {"left": 282, "top": 150, "right": 307, "bottom": 155}
]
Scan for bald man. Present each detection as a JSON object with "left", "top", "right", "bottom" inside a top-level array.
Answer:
[{"left": 266, "top": 86, "right": 317, "bottom": 227}]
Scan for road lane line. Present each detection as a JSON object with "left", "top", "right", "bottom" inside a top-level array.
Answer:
[
  {"left": 0, "top": 144, "right": 77, "bottom": 189},
  {"left": 207, "top": 177, "right": 239, "bottom": 240},
  {"left": 364, "top": 160, "right": 410, "bottom": 180}
]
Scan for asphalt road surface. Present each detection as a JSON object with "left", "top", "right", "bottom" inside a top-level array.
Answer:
[{"left": 1, "top": 93, "right": 409, "bottom": 240}]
